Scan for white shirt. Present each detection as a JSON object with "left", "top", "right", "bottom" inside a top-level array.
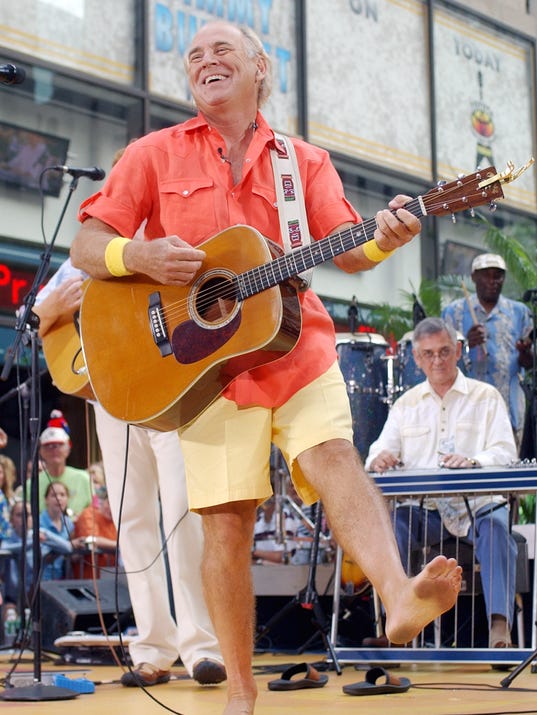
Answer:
[{"left": 365, "top": 370, "right": 517, "bottom": 536}]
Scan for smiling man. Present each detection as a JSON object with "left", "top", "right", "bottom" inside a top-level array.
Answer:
[
  {"left": 71, "top": 21, "right": 461, "bottom": 715},
  {"left": 366, "top": 317, "right": 517, "bottom": 650}
]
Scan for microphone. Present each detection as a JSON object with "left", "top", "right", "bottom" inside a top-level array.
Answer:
[
  {"left": 51, "top": 165, "right": 106, "bottom": 181},
  {"left": 0, "top": 63, "right": 26, "bottom": 85},
  {"left": 217, "top": 147, "right": 231, "bottom": 164}
]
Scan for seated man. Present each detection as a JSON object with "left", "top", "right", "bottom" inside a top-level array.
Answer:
[
  {"left": 366, "top": 317, "right": 518, "bottom": 648},
  {"left": 252, "top": 494, "right": 300, "bottom": 564}
]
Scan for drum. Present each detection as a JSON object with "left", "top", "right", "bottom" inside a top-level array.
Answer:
[
  {"left": 396, "top": 330, "right": 468, "bottom": 393},
  {"left": 336, "top": 332, "right": 390, "bottom": 460}
]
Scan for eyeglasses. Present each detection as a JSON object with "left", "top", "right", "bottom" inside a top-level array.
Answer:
[
  {"left": 417, "top": 346, "right": 454, "bottom": 362},
  {"left": 41, "top": 442, "right": 66, "bottom": 449}
]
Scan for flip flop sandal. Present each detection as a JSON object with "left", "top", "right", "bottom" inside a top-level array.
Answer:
[
  {"left": 268, "top": 662, "right": 329, "bottom": 691},
  {"left": 342, "top": 666, "right": 411, "bottom": 696}
]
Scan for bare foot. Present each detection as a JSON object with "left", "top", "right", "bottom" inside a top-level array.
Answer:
[
  {"left": 223, "top": 696, "right": 255, "bottom": 715},
  {"left": 384, "top": 555, "right": 462, "bottom": 645}
]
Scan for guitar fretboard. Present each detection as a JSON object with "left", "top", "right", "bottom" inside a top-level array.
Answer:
[{"left": 236, "top": 197, "right": 423, "bottom": 299}]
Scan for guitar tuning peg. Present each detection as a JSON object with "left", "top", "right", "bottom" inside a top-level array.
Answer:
[
  {"left": 451, "top": 213, "right": 457, "bottom": 224},
  {"left": 437, "top": 179, "right": 447, "bottom": 187},
  {"left": 489, "top": 201, "right": 497, "bottom": 212},
  {"left": 469, "top": 208, "right": 475, "bottom": 218},
  {"left": 457, "top": 173, "right": 466, "bottom": 179}
]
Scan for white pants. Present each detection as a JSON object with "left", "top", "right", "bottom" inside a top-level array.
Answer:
[{"left": 93, "top": 403, "right": 222, "bottom": 673}]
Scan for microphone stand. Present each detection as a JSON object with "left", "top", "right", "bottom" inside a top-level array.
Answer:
[
  {"left": 501, "top": 289, "right": 537, "bottom": 688},
  {"left": 348, "top": 295, "right": 359, "bottom": 335},
  {"left": 0, "top": 174, "right": 82, "bottom": 702}
]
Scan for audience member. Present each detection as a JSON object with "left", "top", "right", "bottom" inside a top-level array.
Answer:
[
  {"left": 0, "top": 480, "right": 11, "bottom": 541},
  {"left": 0, "top": 427, "right": 7, "bottom": 450},
  {"left": 252, "top": 494, "right": 300, "bottom": 564},
  {"left": 442, "top": 253, "right": 533, "bottom": 444},
  {"left": 72, "top": 485, "right": 118, "bottom": 579},
  {"left": 71, "top": 21, "right": 461, "bottom": 714},
  {"left": 39, "top": 481, "right": 74, "bottom": 579},
  {"left": 0, "top": 454, "right": 17, "bottom": 505},
  {"left": 3, "top": 499, "right": 74, "bottom": 610},
  {"left": 366, "top": 317, "right": 518, "bottom": 648},
  {"left": 88, "top": 461, "right": 106, "bottom": 507},
  {"left": 29, "top": 422, "right": 92, "bottom": 517}
]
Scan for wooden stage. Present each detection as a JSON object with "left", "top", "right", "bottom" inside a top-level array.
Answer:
[{"left": 2, "top": 651, "right": 537, "bottom": 714}]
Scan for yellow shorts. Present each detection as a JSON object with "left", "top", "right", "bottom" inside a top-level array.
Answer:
[{"left": 179, "top": 360, "right": 353, "bottom": 511}]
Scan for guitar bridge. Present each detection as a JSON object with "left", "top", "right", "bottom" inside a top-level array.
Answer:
[{"left": 148, "top": 292, "right": 172, "bottom": 357}]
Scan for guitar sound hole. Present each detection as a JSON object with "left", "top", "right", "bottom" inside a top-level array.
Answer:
[{"left": 196, "top": 275, "right": 237, "bottom": 324}]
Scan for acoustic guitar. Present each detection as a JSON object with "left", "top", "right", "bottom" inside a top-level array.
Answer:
[
  {"left": 73, "top": 162, "right": 531, "bottom": 428},
  {"left": 41, "top": 306, "right": 95, "bottom": 400}
]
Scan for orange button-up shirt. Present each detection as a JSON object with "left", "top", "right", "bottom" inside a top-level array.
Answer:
[{"left": 78, "top": 113, "right": 360, "bottom": 408}]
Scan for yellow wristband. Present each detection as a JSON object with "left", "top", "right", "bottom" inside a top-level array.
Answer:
[
  {"left": 104, "top": 236, "right": 134, "bottom": 277},
  {"left": 362, "top": 240, "right": 395, "bottom": 263}
]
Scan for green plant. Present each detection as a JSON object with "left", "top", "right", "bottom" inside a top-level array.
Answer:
[
  {"left": 518, "top": 494, "right": 536, "bottom": 524},
  {"left": 365, "top": 216, "right": 536, "bottom": 342}
]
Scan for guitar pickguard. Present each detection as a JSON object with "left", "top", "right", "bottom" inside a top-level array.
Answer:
[{"left": 171, "top": 312, "right": 241, "bottom": 364}]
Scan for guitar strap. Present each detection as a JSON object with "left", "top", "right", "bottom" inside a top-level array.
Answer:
[{"left": 270, "top": 133, "right": 313, "bottom": 290}]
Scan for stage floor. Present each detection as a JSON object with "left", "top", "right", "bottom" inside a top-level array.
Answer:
[{"left": 2, "top": 651, "right": 537, "bottom": 714}]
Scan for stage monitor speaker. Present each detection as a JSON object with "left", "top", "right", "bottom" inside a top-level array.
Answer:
[{"left": 40, "top": 578, "right": 132, "bottom": 652}]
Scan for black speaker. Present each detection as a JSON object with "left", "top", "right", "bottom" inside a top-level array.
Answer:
[{"left": 40, "top": 578, "right": 132, "bottom": 652}]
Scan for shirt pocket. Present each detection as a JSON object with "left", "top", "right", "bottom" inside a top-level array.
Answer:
[
  {"left": 454, "top": 420, "right": 480, "bottom": 455},
  {"left": 159, "top": 177, "right": 216, "bottom": 243},
  {"left": 251, "top": 181, "right": 277, "bottom": 207},
  {"left": 249, "top": 182, "right": 279, "bottom": 238},
  {"left": 400, "top": 425, "right": 430, "bottom": 439},
  {"left": 399, "top": 425, "right": 431, "bottom": 466}
]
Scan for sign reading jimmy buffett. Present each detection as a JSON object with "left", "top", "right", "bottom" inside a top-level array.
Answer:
[
  {"left": 149, "top": 0, "right": 298, "bottom": 133},
  {"left": 307, "top": 0, "right": 431, "bottom": 181},
  {"left": 434, "top": 2, "right": 536, "bottom": 212}
]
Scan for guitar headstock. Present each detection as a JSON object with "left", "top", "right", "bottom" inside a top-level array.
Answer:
[{"left": 421, "top": 158, "right": 535, "bottom": 218}]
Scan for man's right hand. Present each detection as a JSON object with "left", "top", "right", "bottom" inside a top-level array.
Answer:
[
  {"left": 368, "top": 450, "right": 401, "bottom": 473},
  {"left": 124, "top": 235, "right": 206, "bottom": 286},
  {"left": 466, "top": 323, "right": 486, "bottom": 348}
]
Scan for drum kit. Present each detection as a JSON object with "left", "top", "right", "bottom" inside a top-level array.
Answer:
[{"left": 336, "top": 329, "right": 469, "bottom": 460}]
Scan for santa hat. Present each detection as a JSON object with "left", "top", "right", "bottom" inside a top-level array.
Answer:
[
  {"left": 47, "top": 409, "right": 70, "bottom": 436},
  {"left": 41, "top": 410, "right": 71, "bottom": 446}
]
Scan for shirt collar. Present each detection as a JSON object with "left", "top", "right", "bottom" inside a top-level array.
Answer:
[{"left": 423, "top": 368, "right": 468, "bottom": 399}]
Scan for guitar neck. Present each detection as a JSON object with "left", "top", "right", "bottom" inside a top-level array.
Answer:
[
  {"left": 236, "top": 198, "right": 423, "bottom": 300},
  {"left": 234, "top": 159, "right": 533, "bottom": 300}
]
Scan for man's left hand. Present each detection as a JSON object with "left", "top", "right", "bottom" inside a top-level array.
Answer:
[
  {"left": 516, "top": 338, "right": 533, "bottom": 369},
  {"left": 439, "top": 453, "right": 479, "bottom": 469},
  {"left": 373, "top": 195, "right": 421, "bottom": 253}
]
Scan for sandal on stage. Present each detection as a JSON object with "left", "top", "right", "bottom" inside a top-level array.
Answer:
[
  {"left": 342, "top": 666, "right": 411, "bottom": 696},
  {"left": 267, "top": 662, "right": 328, "bottom": 691}
]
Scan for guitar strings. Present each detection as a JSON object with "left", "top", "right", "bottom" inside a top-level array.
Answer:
[{"left": 156, "top": 181, "right": 493, "bottom": 326}]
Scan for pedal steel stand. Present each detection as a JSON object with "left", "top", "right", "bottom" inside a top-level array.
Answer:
[{"left": 254, "top": 500, "right": 342, "bottom": 674}]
